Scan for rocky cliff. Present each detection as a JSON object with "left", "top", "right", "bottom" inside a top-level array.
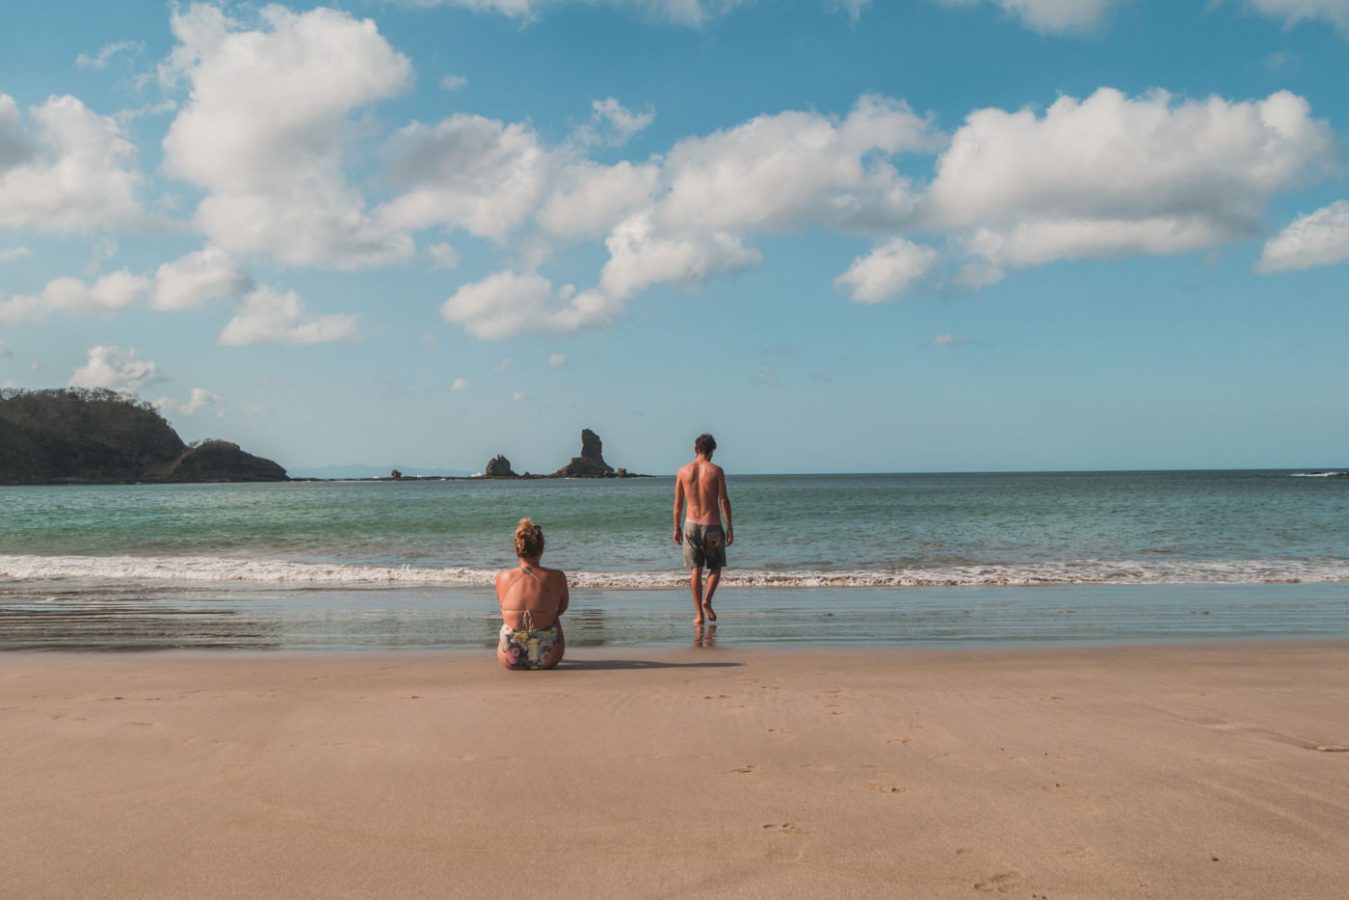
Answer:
[{"left": 0, "top": 389, "right": 288, "bottom": 484}]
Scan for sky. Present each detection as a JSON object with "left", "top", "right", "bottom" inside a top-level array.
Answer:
[{"left": 1, "top": 0, "right": 1348, "bottom": 475}]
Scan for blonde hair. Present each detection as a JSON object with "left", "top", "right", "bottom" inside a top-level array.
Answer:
[{"left": 515, "top": 518, "right": 545, "bottom": 559}]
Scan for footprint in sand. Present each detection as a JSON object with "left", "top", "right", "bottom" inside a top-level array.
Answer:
[
  {"left": 974, "top": 869, "right": 1024, "bottom": 893},
  {"left": 729, "top": 765, "right": 756, "bottom": 775},
  {"left": 869, "top": 782, "right": 906, "bottom": 794},
  {"left": 884, "top": 736, "right": 913, "bottom": 746},
  {"left": 762, "top": 822, "right": 802, "bottom": 834}
]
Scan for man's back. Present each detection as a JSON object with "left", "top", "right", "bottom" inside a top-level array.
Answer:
[{"left": 678, "top": 458, "right": 725, "bottom": 525}]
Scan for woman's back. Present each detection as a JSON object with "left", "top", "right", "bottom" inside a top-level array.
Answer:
[{"left": 496, "top": 565, "right": 567, "bottom": 631}]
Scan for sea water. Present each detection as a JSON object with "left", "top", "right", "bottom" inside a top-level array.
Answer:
[{"left": 2, "top": 471, "right": 1347, "bottom": 650}]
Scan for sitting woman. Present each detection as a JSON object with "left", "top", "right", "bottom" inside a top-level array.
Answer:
[{"left": 496, "top": 518, "right": 569, "bottom": 670}]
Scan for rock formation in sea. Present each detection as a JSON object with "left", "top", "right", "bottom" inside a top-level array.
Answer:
[
  {"left": 551, "top": 428, "right": 616, "bottom": 478},
  {"left": 484, "top": 454, "right": 516, "bottom": 477},
  {"left": 0, "top": 388, "right": 288, "bottom": 484}
]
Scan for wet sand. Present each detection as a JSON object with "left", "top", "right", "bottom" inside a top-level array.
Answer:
[{"left": 3, "top": 641, "right": 1348, "bottom": 898}]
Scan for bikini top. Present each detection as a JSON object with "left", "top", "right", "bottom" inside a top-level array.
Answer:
[{"left": 500, "top": 566, "right": 560, "bottom": 631}]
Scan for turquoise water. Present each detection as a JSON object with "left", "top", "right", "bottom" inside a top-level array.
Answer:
[{"left": 3, "top": 471, "right": 1348, "bottom": 650}]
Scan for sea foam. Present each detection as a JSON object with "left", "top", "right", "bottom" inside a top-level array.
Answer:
[{"left": 4, "top": 554, "right": 1349, "bottom": 589}]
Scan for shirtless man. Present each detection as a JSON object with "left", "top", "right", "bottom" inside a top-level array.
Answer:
[{"left": 673, "top": 433, "right": 733, "bottom": 625}]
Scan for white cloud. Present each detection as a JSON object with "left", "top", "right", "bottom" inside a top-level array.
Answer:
[
  {"left": 162, "top": 5, "right": 414, "bottom": 268},
  {"left": 218, "top": 286, "right": 360, "bottom": 346},
  {"left": 1244, "top": 0, "right": 1349, "bottom": 31},
  {"left": 76, "top": 40, "right": 143, "bottom": 70},
  {"left": 68, "top": 345, "right": 159, "bottom": 393},
  {"left": 1258, "top": 200, "right": 1349, "bottom": 272},
  {"left": 405, "top": 0, "right": 746, "bottom": 26},
  {"left": 379, "top": 114, "right": 550, "bottom": 242},
  {"left": 836, "top": 238, "right": 938, "bottom": 302},
  {"left": 658, "top": 95, "right": 935, "bottom": 235},
  {"left": 0, "top": 246, "right": 32, "bottom": 262},
  {"left": 548, "top": 352, "right": 568, "bottom": 367},
  {"left": 926, "top": 88, "right": 1334, "bottom": 273},
  {"left": 440, "top": 73, "right": 469, "bottom": 91},
  {"left": 537, "top": 160, "right": 661, "bottom": 240},
  {"left": 922, "top": 332, "right": 971, "bottom": 347},
  {"left": 512, "top": 390, "right": 525, "bottom": 402},
  {"left": 450, "top": 377, "right": 469, "bottom": 393},
  {"left": 931, "top": 0, "right": 1124, "bottom": 34},
  {"left": 0, "top": 271, "right": 149, "bottom": 325},
  {"left": 156, "top": 387, "right": 222, "bottom": 417},
  {"left": 598, "top": 212, "right": 761, "bottom": 299},
  {"left": 442, "top": 272, "right": 570, "bottom": 339},
  {"left": 0, "top": 93, "right": 146, "bottom": 233},
  {"left": 428, "top": 242, "right": 460, "bottom": 269},
  {"left": 153, "top": 246, "right": 253, "bottom": 310},
  {"left": 572, "top": 98, "right": 655, "bottom": 148}
]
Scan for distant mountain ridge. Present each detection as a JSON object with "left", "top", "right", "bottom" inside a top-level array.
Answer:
[{"left": 0, "top": 388, "right": 287, "bottom": 484}]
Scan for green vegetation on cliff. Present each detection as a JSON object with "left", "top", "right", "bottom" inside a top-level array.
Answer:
[{"left": 0, "top": 388, "right": 287, "bottom": 484}]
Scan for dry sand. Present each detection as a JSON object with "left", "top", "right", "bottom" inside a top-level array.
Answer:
[{"left": 3, "top": 641, "right": 1348, "bottom": 899}]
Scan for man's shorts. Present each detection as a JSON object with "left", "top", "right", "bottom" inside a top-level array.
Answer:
[{"left": 683, "top": 523, "right": 727, "bottom": 571}]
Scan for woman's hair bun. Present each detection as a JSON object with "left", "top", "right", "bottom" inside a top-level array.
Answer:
[{"left": 515, "top": 518, "right": 545, "bottom": 558}]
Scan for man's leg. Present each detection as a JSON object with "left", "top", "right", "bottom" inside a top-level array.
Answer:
[
  {"left": 690, "top": 567, "right": 705, "bottom": 624},
  {"left": 702, "top": 568, "right": 721, "bottom": 621}
]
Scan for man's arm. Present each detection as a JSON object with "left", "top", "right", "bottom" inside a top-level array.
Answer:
[
  {"left": 718, "top": 468, "right": 733, "bottom": 545},
  {"left": 672, "top": 471, "right": 685, "bottom": 544}
]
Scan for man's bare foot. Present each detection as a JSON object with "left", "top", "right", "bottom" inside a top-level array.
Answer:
[
  {"left": 693, "top": 615, "right": 705, "bottom": 625},
  {"left": 703, "top": 604, "right": 717, "bottom": 622}
]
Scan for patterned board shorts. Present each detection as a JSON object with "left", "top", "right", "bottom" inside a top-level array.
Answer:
[{"left": 683, "top": 523, "right": 727, "bottom": 571}]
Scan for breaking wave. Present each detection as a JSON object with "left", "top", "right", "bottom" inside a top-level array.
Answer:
[{"left": 4, "top": 554, "right": 1349, "bottom": 589}]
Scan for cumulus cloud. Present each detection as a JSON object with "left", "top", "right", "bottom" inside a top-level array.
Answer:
[
  {"left": 0, "top": 246, "right": 32, "bottom": 262},
  {"left": 379, "top": 114, "right": 550, "bottom": 242},
  {"left": 156, "top": 387, "right": 222, "bottom": 417},
  {"left": 658, "top": 95, "right": 935, "bottom": 235},
  {"left": 218, "top": 287, "right": 360, "bottom": 346},
  {"left": 162, "top": 4, "right": 414, "bottom": 268},
  {"left": 1258, "top": 200, "right": 1349, "bottom": 272},
  {"left": 599, "top": 212, "right": 761, "bottom": 299},
  {"left": 68, "top": 345, "right": 159, "bottom": 393},
  {"left": 836, "top": 238, "right": 938, "bottom": 302},
  {"left": 0, "top": 93, "right": 146, "bottom": 233},
  {"left": 441, "top": 271, "right": 574, "bottom": 339},
  {"left": 548, "top": 352, "right": 567, "bottom": 367},
  {"left": 1244, "top": 0, "right": 1349, "bottom": 31},
  {"left": 450, "top": 377, "right": 469, "bottom": 393},
  {"left": 538, "top": 160, "right": 661, "bottom": 240},
  {"left": 931, "top": 0, "right": 1124, "bottom": 34},
  {"left": 0, "top": 271, "right": 149, "bottom": 325},
  {"left": 926, "top": 88, "right": 1334, "bottom": 276},
  {"left": 153, "top": 246, "right": 253, "bottom": 310},
  {"left": 440, "top": 73, "right": 469, "bottom": 91}
]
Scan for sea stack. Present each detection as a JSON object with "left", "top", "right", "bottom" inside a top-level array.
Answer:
[
  {"left": 552, "top": 428, "right": 615, "bottom": 478},
  {"left": 484, "top": 454, "right": 516, "bottom": 477}
]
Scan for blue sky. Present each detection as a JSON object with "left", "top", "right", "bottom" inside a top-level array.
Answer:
[{"left": 1, "top": 0, "right": 1347, "bottom": 475}]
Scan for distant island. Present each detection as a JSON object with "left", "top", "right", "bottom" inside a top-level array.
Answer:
[
  {"left": 0, "top": 389, "right": 287, "bottom": 485},
  {"left": 479, "top": 428, "right": 643, "bottom": 479},
  {"left": 0, "top": 390, "right": 645, "bottom": 486}
]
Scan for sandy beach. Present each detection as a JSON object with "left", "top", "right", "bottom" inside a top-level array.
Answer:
[{"left": 3, "top": 641, "right": 1347, "bottom": 898}]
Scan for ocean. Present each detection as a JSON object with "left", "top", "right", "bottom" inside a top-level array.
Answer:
[{"left": 3, "top": 471, "right": 1347, "bottom": 651}]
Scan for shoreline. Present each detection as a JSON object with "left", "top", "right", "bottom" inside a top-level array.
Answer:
[{"left": 5, "top": 640, "right": 1348, "bottom": 898}]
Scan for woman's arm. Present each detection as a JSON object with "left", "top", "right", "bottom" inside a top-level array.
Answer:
[{"left": 556, "top": 573, "right": 570, "bottom": 616}]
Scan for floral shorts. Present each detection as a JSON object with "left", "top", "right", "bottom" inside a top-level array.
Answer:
[{"left": 499, "top": 622, "right": 561, "bottom": 670}]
